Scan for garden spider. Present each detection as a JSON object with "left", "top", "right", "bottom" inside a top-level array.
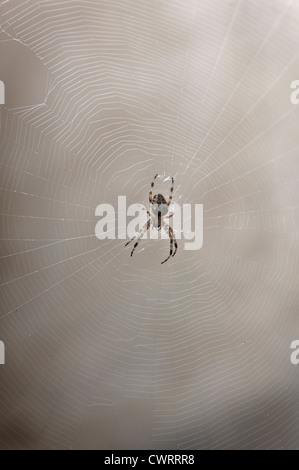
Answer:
[{"left": 125, "top": 174, "right": 178, "bottom": 264}]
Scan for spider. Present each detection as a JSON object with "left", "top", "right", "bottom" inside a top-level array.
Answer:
[{"left": 125, "top": 174, "right": 178, "bottom": 264}]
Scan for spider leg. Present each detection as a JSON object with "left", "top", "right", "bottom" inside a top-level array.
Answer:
[
  {"left": 125, "top": 218, "right": 151, "bottom": 257},
  {"left": 167, "top": 176, "right": 174, "bottom": 206},
  {"left": 161, "top": 222, "right": 177, "bottom": 264},
  {"left": 149, "top": 174, "right": 158, "bottom": 203},
  {"left": 169, "top": 225, "right": 178, "bottom": 257},
  {"left": 161, "top": 233, "right": 173, "bottom": 264}
]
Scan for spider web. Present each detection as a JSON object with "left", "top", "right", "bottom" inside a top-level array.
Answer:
[{"left": 0, "top": 0, "right": 299, "bottom": 450}]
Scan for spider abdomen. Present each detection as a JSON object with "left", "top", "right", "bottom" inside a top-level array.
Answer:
[{"left": 152, "top": 194, "right": 168, "bottom": 216}]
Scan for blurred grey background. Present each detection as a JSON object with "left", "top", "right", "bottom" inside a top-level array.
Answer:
[{"left": 0, "top": 0, "right": 299, "bottom": 449}]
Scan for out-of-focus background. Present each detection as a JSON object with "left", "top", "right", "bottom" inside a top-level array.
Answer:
[{"left": 0, "top": 0, "right": 299, "bottom": 450}]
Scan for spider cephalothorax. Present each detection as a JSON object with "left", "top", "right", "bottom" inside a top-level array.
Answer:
[
  {"left": 125, "top": 174, "right": 178, "bottom": 264},
  {"left": 152, "top": 194, "right": 168, "bottom": 216}
]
